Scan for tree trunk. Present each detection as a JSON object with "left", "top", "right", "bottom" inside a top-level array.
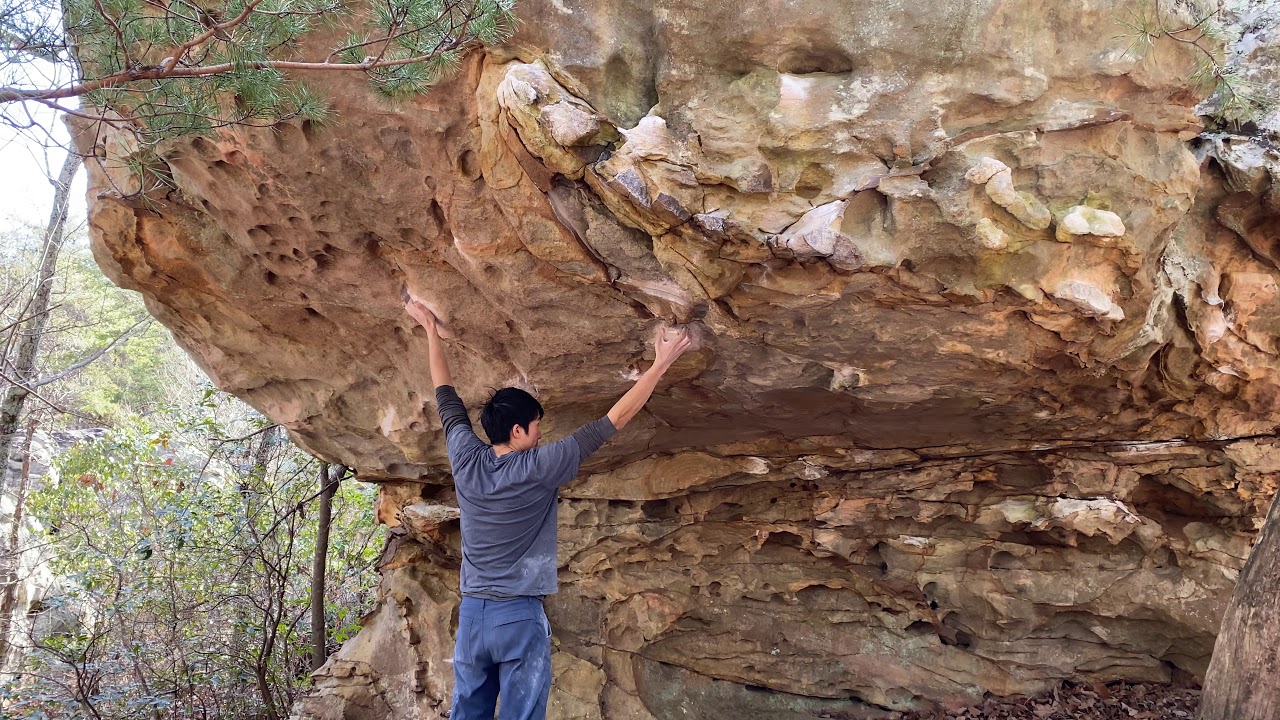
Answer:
[
  {"left": 1198, "top": 491, "right": 1280, "bottom": 720},
  {"left": 254, "top": 662, "right": 279, "bottom": 720},
  {"left": 310, "top": 463, "right": 340, "bottom": 672},
  {"left": 246, "top": 425, "right": 281, "bottom": 720},
  {"left": 0, "top": 152, "right": 80, "bottom": 489},
  {"left": 0, "top": 419, "right": 38, "bottom": 672}
]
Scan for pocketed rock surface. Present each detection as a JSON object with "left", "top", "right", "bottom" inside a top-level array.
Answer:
[{"left": 77, "top": 0, "right": 1280, "bottom": 716}]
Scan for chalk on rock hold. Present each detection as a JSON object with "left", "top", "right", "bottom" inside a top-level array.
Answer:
[
  {"left": 1051, "top": 280, "right": 1125, "bottom": 321},
  {"left": 1056, "top": 205, "right": 1126, "bottom": 243}
]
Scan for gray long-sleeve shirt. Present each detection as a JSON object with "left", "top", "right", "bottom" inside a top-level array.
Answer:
[{"left": 436, "top": 386, "right": 615, "bottom": 598}]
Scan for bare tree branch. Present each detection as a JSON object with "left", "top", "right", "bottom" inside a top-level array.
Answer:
[{"left": 32, "top": 316, "right": 151, "bottom": 387}]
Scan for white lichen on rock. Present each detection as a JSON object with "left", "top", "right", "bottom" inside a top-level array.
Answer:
[
  {"left": 1056, "top": 205, "right": 1127, "bottom": 243},
  {"left": 965, "top": 157, "right": 1052, "bottom": 230},
  {"left": 964, "top": 157, "right": 1007, "bottom": 184},
  {"left": 496, "top": 62, "right": 615, "bottom": 178},
  {"left": 985, "top": 497, "right": 1142, "bottom": 544},
  {"left": 975, "top": 217, "right": 1010, "bottom": 250},
  {"left": 829, "top": 365, "right": 866, "bottom": 392}
]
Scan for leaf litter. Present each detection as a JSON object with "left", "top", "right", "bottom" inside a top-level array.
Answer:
[{"left": 887, "top": 681, "right": 1199, "bottom": 720}]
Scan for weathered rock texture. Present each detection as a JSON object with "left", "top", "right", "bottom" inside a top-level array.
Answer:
[{"left": 80, "top": 0, "right": 1280, "bottom": 715}]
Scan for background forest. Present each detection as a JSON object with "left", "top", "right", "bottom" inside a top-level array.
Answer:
[{"left": 0, "top": 200, "right": 383, "bottom": 719}]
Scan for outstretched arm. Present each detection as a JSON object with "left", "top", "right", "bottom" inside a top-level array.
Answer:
[
  {"left": 530, "top": 326, "right": 692, "bottom": 488},
  {"left": 405, "top": 296, "right": 483, "bottom": 453},
  {"left": 405, "top": 297, "right": 451, "bottom": 389},
  {"left": 607, "top": 326, "right": 693, "bottom": 431}
]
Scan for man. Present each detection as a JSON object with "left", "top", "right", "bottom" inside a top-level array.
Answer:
[{"left": 404, "top": 296, "right": 692, "bottom": 720}]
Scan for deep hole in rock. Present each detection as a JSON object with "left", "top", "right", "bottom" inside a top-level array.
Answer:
[
  {"left": 1131, "top": 476, "right": 1222, "bottom": 517},
  {"left": 995, "top": 463, "right": 1053, "bottom": 489},
  {"left": 1023, "top": 528, "right": 1076, "bottom": 549},
  {"left": 641, "top": 499, "right": 679, "bottom": 519},
  {"left": 1150, "top": 546, "right": 1183, "bottom": 577},
  {"left": 942, "top": 615, "right": 974, "bottom": 649},
  {"left": 904, "top": 620, "right": 936, "bottom": 637},
  {"left": 995, "top": 530, "right": 1031, "bottom": 545},
  {"left": 762, "top": 531, "right": 805, "bottom": 549},
  {"left": 867, "top": 542, "right": 889, "bottom": 575},
  {"left": 923, "top": 581, "right": 941, "bottom": 610},
  {"left": 777, "top": 48, "right": 853, "bottom": 74},
  {"left": 795, "top": 163, "right": 832, "bottom": 199},
  {"left": 355, "top": 232, "right": 384, "bottom": 256},
  {"left": 264, "top": 271, "right": 278, "bottom": 285},
  {"left": 457, "top": 149, "right": 480, "bottom": 180},
  {"left": 989, "top": 550, "right": 1022, "bottom": 570}
]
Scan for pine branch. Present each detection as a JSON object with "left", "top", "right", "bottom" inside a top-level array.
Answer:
[{"left": 0, "top": 37, "right": 475, "bottom": 102}]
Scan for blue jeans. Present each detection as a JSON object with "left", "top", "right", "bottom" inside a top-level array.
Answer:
[{"left": 450, "top": 596, "right": 552, "bottom": 720}]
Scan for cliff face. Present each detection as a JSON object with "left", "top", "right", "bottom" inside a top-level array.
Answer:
[{"left": 81, "top": 0, "right": 1280, "bottom": 715}]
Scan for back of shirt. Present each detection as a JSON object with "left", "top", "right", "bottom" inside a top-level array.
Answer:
[{"left": 435, "top": 386, "right": 615, "bottom": 598}]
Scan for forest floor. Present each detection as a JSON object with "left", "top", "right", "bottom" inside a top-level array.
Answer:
[{"left": 888, "top": 681, "right": 1199, "bottom": 719}]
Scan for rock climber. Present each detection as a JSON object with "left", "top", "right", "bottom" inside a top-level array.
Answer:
[{"left": 404, "top": 294, "right": 693, "bottom": 720}]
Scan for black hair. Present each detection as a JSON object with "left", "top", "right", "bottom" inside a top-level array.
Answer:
[{"left": 480, "top": 387, "right": 544, "bottom": 445}]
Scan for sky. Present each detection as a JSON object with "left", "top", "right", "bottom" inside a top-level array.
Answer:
[
  {"left": 0, "top": 59, "right": 89, "bottom": 233},
  {"left": 0, "top": 109, "right": 89, "bottom": 231}
]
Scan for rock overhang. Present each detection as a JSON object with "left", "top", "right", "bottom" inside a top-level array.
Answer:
[{"left": 78, "top": 0, "right": 1280, "bottom": 714}]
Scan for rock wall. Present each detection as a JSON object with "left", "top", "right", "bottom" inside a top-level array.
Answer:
[{"left": 80, "top": 0, "right": 1280, "bottom": 715}]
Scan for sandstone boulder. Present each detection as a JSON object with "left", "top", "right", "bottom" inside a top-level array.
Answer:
[{"left": 77, "top": 0, "right": 1280, "bottom": 715}]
